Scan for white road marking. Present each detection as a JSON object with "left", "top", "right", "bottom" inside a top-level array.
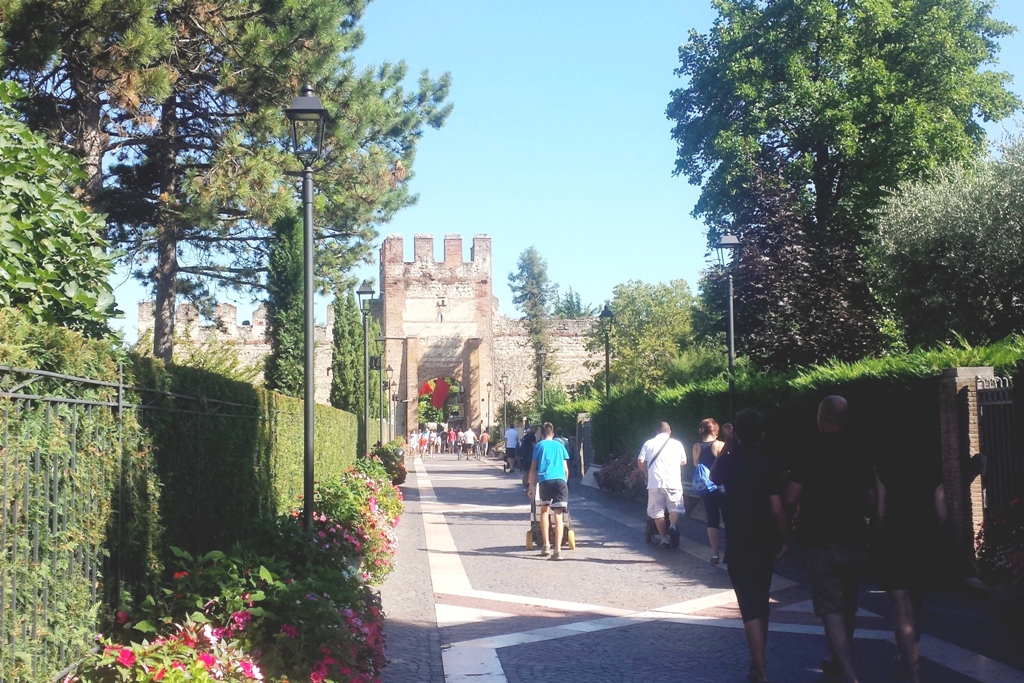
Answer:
[{"left": 412, "top": 459, "right": 1023, "bottom": 683}]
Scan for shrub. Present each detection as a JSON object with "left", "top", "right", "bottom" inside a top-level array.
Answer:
[
  {"left": 976, "top": 499, "right": 1024, "bottom": 606},
  {"left": 372, "top": 439, "right": 408, "bottom": 485}
]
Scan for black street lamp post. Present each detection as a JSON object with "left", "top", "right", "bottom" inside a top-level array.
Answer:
[
  {"left": 500, "top": 372, "right": 509, "bottom": 432},
  {"left": 357, "top": 283, "right": 375, "bottom": 453},
  {"left": 715, "top": 233, "right": 741, "bottom": 421},
  {"left": 283, "top": 84, "right": 327, "bottom": 530},
  {"left": 385, "top": 365, "right": 394, "bottom": 440},
  {"left": 486, "top": 381, "right": 492, "bottom": 433},
  {"left": 599, "top": 304, "right": 613, "bottom": 400}
]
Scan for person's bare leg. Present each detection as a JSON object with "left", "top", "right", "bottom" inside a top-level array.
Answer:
[
  {"left": 553, "top": 511, "right": 564, "bottom": 551},
  {"left": 822, "top": 614, "right": 858, "bottom": 683},
  {"left": 653, "top": 516, "right": 668, "bottom": 543},
  {"left": 707, "top": 526, "right": 720, "bottom": 557},
  {"left": 888, "top": 589, "right": 921, "bottom": 683},
  {"left": 743, "top": 618, "right": 769, "bottom": 682},
  {"left": 539, "top": 507, "right": 550, "bottom": 549}
]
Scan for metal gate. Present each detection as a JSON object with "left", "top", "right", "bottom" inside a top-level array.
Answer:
[{"left": 976, "top": 376, "right": 1021, "bottom": 518}]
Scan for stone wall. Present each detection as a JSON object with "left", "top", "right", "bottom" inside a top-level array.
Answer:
[{"left": 138, "top": 233, "right": 604, "bottom": 418}]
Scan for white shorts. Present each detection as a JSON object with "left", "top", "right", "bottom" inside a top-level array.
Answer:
[{"left": 647, "top": 488, "right": 684, "bottom": 519}]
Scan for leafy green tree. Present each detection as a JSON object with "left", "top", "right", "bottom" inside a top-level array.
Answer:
[
  {"left": 0, "top": 81, "right": 115, "bottom": 335},
  {"left": 870, "top": 137, "right": 1024, "bottom": 346},
  {"left": 668, "top": 0, "right": 1019, "bottom": 241},
  {"left": 4, "top": 0, "right": 452, "bottom": 361},
  {"left": 595, "top": 280, "right": 695, "bottom": 388},
  {"left": 264, "top": 213, "right": 304, "bottom": 396},
  {"left": 553, "top": 287, "right": 596, "bottom": 319},
  {"left": 667, "top": 0, "right": 1020, "bottom": 362},
  {"left": 509, "top": 247, "right": 557, "bottom": 384}
]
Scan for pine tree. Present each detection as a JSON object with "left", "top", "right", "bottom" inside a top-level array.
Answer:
[
  {"left": 264, "top": 213, "right": 304, "bottom": 396},
  {"left": 3, "top": 0, "right": 452, "bottom": 361},
  {"left": 509, "top": 247, "right": 557, "bottom": 388}
]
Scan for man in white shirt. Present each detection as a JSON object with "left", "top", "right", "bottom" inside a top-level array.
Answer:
[
  {"left": 504, "top": 425, "right": 520, "bottom": 473},
  {"left": 638, "top": 422, "right": 687, "bottom": 549},
  {"left": 462, "top": 427, "right": 476, "bottom": 457}
]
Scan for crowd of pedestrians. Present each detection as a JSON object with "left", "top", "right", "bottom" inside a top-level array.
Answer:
[
  {"left": 635, "top": 396, "right": 948, "bottom": 683},
  {"left": 403, "top": 395, "right": 947, "bottom": 683},
  {"left": 407, "top": 425, "right": 489, "bottom": 458}
]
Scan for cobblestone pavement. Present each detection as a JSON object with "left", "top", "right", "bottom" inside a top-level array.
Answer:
[{"left": 378, "top": 453, "right": 1024, "bottom": 683}]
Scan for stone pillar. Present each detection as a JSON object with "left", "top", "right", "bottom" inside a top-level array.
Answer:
[
  {"left": 403, "top": 337, "right": 420, "bottom": 437},
  {"left": 939, "top": 366, "right": 993, "bottom": 567},
  {"left": 463, "top": 338, "right": 482, "bottom": 431}
]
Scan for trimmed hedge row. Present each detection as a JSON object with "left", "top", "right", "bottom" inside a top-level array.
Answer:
[
  {"left": 545, "top": 337, "right": 1024, "bottom": 462},
  {"left": 0, "top": 309, "right": 358, "bottom": 681}
]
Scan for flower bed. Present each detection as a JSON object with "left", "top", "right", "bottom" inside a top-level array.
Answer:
[
  {"left": 977, "top": 498, "right": 1024, "bottom": 609},
  {"left": 66, "top": 456, "right": 403, "bottom": 683}
]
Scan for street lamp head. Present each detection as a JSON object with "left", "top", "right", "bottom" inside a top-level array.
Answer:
[
  {"left": 385, "top": 364, "right": 394, "bottom": 381},
  {"left": 538, "top": 348, "right": 547, "bottom": 359},
  {"left": 283, "top": 84, "right": 328, "bottom": 167},
  {"left": 599, "top": 304, "right": 613, "bottom": 321},
  {"left": 501, "top": 372, "right": 509, "bottom": 383},
  {"left": 356, "top": 282, "right": 375, "bottom": 309},
  {"left": 487, "top": 381, "right": 492, "bottom": 390},
  {"left": 715, "top": 232, "right": 741, "bottom": 267}
]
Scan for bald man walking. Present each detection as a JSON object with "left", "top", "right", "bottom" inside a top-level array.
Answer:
[
  {"left": 638, "top": 422, "right": 687, "bottom": 549},
  {"left": 785, "top": 396, "right": 876, "bottom": 683}
]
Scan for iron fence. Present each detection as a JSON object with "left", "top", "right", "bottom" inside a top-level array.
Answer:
[
  {"left": 976, "top": 376, "right": 1021, "bottom": 518},
  {"left": 0, "top": 365, "right": 259, "bottom": 683}
]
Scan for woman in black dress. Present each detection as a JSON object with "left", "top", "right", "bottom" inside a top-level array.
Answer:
[
  {"left": 710, "top": 409, "right": 789, "bottom": 683},
  {"left": 873, "top": 452, "right": 947, "bottom": 683}
]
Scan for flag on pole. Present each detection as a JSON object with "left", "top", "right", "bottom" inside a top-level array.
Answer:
[{"left": 431, "top": 378, "right": 451, "bottom": 409}]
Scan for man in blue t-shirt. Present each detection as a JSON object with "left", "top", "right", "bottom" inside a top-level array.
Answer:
[{"left": 527, "top": 422, "right": 570, "bottom": 560}]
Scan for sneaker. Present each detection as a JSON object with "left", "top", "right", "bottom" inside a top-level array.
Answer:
[
  {"left": 660, "top": 540, "right": 672, "bottom": 549},
  {"left": 549, "top": 550, "right": 561, "bottom": 561},
  {"left": 540, "top": 545, "right": 550, "bottom": 557},
  {"left": 668, "top": 525, "right": 680, "bottom": 548},
  {"left": 710, "top": 555, "right": 720, "bottom": 564}
]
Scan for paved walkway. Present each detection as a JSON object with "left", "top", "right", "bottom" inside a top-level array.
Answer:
[{"left": 379, "top": 453, "right": 1024, "bottom": 683}]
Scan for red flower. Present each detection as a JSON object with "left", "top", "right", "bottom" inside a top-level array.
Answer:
[
  {"left": 173, "top": 571, "right": 189, "bottom": 580},
  {"left": 197, "top": 652, "right": 216, "bottom": 669},
  {"left": 116, "top": 648, "right": 135, "bottom": 668},
  {"left": 115, "top": 611, "right": 130, "bottom": 625},
  {"left": 154, "top": 668, "right": 166, "bottom": 681}
]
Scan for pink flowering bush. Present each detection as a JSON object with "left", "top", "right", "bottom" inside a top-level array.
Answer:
[
  {"left": 78, "top": 457, "right": 402, "bottom": 683},
  {"left": 64, "top": 621, "right": 263, "bottom": 682},
  {"left": 314, "top": 457, "right": 403, "bottom": 584}
]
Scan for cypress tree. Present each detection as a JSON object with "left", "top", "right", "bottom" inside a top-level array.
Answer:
[
  {"left": 330, "top": 288, "right": 362, "bottom": 414},
  {"left": 264, "top": 213, "right": 304, "bottom": 396}
]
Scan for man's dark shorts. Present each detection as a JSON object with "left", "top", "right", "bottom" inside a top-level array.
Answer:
[
  {"left": 805, "top": 544, "right": 863, "bottom": 617},
  {"left": 538, "top": 479, "right": 569, "bottom": 510}
]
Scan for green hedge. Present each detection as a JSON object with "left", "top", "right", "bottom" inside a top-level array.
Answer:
[
  {"left": 0, "top": 309, "right": 358, "bottom": 681},
  {"left": 545, "top": 337, "right": 1024, "bottom": 463}
]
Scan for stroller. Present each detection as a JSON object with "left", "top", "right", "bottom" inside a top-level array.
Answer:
[{"left": 525, "top": 483, "right": 577, "bottom": 551}]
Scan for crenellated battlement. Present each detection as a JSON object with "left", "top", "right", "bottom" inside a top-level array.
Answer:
[
  {"left": 381, "top": 233, "right": 491, "bottom": 268},
  {"left": 137, "top": 302, "right": 333, "bottom": 344}
]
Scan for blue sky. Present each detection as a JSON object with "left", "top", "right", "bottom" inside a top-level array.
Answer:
[{"left": 110, "top": 0, "right": 1024, "bottom": 341}]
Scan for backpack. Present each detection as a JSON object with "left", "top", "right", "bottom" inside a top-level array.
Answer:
[{"left": 692, "top": 462, "right": 718, "bottom": 494}]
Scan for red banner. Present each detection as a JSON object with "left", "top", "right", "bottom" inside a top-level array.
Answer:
[{"left": 431, "top": 378, "right": 450, "bottom": 409}]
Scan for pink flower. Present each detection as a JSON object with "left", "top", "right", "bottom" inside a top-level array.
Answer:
[
  {"left": 154, "top": 669, "right": 166, "bottom": 681},
  {"left": 280, "top": 623, "right": 299, "bottom": 638},
  {"left": 197, "top": 652, "right": 216, "bottom": 669},
  {"left": 238, "top": 660, "right": 262, "bottom": 680},
  {"left": 116, "top": 648, "right": 135, "bottom": 668},
  {"left": 231, "top": 610, "right": 252, "bottom": 629}
]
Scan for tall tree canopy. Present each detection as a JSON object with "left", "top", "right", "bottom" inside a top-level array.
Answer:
[
  {"left": 668, "top": 0, "right": 1019, "bottom": 241},
  {"left": 870, "top": 137, "right": 1024, "bottom": 346},
  {"left": 668, "top": 0, "right": 1019, "bottom": 365},
  {"left": 2, "top": 0, "right": 452, "bottom": 361},
  {"left": 0, "top": 81, "right": 115, "bottom": 335},
  {"left": 509, "top": 247, "right": 557, "bottom": 383},
  {"left": 596, "top": 280, "right": 695, "bottom": 388}
]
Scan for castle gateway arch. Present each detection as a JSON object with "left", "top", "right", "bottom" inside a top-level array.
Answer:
[{"left": 379, "top": 234, "right": 496, "bottom": 437}]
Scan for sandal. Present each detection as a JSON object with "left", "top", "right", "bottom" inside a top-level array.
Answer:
[{"left": 710, "top": 555, "right": 720, "bottom": 564}]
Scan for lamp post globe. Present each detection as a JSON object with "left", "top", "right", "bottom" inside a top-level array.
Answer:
[{"left": 283, "top": 85, "right": 327, "bottom": 531}]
